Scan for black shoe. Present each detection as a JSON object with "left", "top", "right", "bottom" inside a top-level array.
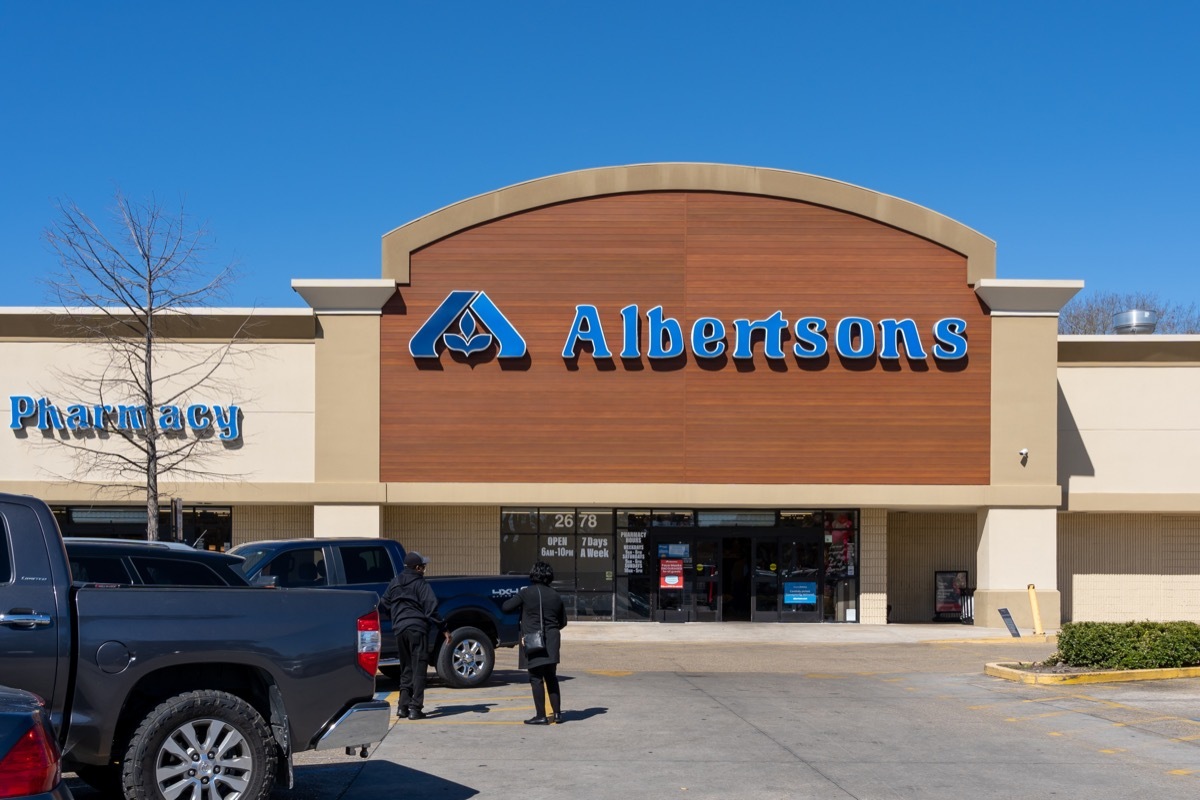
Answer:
[
  {"left": 408, "top": 708, "right": 427, "bottom": 720},
  {"left": 552, "top": 712, "right": 564, "bottom": 724},
  {"left": 523, "top": 716, "right": 548, "bottom": 725},
  {"left": 398, "top": 706, "right": 410, "bottom": 719}
]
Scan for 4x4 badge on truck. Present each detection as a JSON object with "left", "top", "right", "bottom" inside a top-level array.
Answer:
[{"left": 409, "top": 291, "right": 527, "bottom": 360}]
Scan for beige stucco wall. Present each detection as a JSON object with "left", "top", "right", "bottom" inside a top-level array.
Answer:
[
  {"left": 991, "top": 317, "right": 1060, "bottom": 487},
  {"left": 0, "top": 339, "right": 315, "bottom": 494},
  {"left": 1059, "top": 365, "right": 1200, "bottom": 506},
  {"left": 885, "top": 512, "right": 977, "bottom": 622},
  {"left": 314, "top": 315, "right": 381, "bottom": 484},
  {"left": 382, "top": 505, "right": 502, "bottom": 575},
  {"left": 1058, "top": 512, "right": 1200, "bottom": 623}
]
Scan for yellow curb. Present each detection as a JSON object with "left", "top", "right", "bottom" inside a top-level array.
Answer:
[{"left": 986, "top": 662, "right": 1200, "bottom": 685}]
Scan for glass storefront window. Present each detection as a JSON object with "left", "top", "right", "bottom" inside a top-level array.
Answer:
[
  {"left": 650, "top": 510, "right": 694, "bottom": 528},
  {"left": 539, "top": 508, "right": 578, "bottom": 534},
  {"left": 697, "top": 511, "right": 775, "bottom": 527},
  {"left": 576, "top": 532, "right": 614, "bottom": 590},
  {"left": 502, "top": 509, "right": 538, "bottom": 534},
  {"left": 501, "top": 506, "right": 860, "bottom": 623},
  {"left": 618, "top": 509, "right": 650, "bottom": 531},
  {"left": 500, "top": 533, "right": 538, "bottom": 575},
  {"left": 780, "top": 511, "right": 821, "bottom": 528}
]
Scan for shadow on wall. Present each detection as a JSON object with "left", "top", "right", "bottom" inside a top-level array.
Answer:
[{"left": 1056, "top": 381, "right": 1095, "bottom": 503}]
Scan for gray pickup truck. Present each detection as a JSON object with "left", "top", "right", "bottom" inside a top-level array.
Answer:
[{"left": 0, "top": 493, "right": 390, "bottom": 800}]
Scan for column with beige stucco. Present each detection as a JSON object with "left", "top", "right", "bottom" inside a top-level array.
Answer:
[
  {"left": 292, "top": 280, "right": 395, "bottom": 538},
  {"left": 970, "top": 280, "right": 1082, "bottom": 630}
]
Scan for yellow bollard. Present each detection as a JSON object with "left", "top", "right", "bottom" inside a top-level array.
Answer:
[{"left": 1027, "top": 584, "right": 1044, "bottom": 636}]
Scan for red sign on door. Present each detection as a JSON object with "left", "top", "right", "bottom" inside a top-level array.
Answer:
[{"left": 660, "top": 559, "right": 684, "bottom": 590}]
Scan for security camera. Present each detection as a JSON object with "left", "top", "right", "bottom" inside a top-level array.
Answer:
[{"left": 1018, "top": 448, "right": 1029, "bottom": 457}]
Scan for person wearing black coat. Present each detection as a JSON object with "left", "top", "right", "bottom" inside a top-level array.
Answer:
[
  {"left": 502, "top": 561, "right": 567, "bottom": 725},
  {"left": 381, "top": 551, "right": 450, "bottom": 720}
]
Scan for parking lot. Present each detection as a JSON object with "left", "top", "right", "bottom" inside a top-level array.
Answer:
[{"left": 68, "top": 625, "right": 1200, "bottom": 800}]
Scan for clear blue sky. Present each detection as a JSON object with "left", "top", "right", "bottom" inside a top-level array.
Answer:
[{"left": 2, "top": 3, "right": 1196, "bottom": 308}]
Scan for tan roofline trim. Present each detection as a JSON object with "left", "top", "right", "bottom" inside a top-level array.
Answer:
[
  {"left": 1058, "top": 335, "right": 1200, "bottom": 364},
  {"left": 381, "top": 163, "right": 997, "bottom": 285}
]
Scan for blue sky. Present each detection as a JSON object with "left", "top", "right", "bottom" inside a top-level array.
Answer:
[{"left": 2, "top": 3, "right": 1196, "bottom": 309}]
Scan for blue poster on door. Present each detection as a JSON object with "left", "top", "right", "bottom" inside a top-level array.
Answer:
[{"left": 783, "top": 582, "right": 818, "bottom": 605}]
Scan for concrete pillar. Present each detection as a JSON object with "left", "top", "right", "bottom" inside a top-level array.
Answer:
[
  {"left": 314, "top": 504, "right": 382, "bottom": 538},
  {"left": 973, "top": 507, "right": 1060, "bottom": 630},
  {"left": 859, "top": 508, "right": 888, "bottom": 624}
]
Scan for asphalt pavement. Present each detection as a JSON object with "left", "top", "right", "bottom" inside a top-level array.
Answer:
[{"left": 66, "top": 622, "right": 1200, "bottom": 800}]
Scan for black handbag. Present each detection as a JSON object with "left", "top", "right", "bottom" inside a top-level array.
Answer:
[{"left": 524, "top": 586, "right": 548, "bottom": 656}]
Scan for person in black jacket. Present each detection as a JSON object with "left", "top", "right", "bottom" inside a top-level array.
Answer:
[
  {"left": 381, "top": 551, "right": 450, "bottom": 720},
  {"left": 502, "top": 561, "right": 567, "bottom": 725}
]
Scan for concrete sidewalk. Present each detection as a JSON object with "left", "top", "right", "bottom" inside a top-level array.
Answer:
[{"left": 561, "top": 620, "right": 1051, "bottom": 644}]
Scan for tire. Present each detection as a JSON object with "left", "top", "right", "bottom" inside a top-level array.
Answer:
[
  {"left": 435, "top": 626, "right": 494, "bottom": 688},
  {"left": 121, "top": 690, "right": 277, "bottom": 800},
  {"left": 73, "top": 763, "right": 122, "bottom": 795}
]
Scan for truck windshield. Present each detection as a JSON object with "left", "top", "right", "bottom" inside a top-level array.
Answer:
[{"left": 228, "top": 546, "right": 271, "bottom": 577}]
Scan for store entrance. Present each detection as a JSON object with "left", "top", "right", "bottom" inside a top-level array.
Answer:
[
  {"left": 651, "top": 523, "right": 845, "bottom": 622},
  {"left": 752, "top": 532, "right": 824, "bottom": 622}
]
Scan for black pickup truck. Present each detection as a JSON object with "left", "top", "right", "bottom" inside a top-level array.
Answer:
[
  {"left": 0, "top": 493, "right": 390, "bottom": 800},
  {"left": 230, "top": 538, "right": 526, "bottom": 688}
]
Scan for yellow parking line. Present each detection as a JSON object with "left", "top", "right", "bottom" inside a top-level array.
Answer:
[{"left": 1005, "top": 711, "right": 1070, "bottom": 722}]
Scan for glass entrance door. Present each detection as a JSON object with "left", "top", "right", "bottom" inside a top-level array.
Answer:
[
  {"left": 693, "top": 539, "right": 720, "bottom": 621},
  {"left": 780, "top": 533, "right": 823, "bottom": 622},
  {"left": 751, "top": 538, "right": 781, "bottom": 621},
  {"left": 750, "top": 534, "right": 823, "bottom": 622}
]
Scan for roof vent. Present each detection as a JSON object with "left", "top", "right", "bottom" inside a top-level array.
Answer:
[{"left": 1112, "top": 309, "right": 1157, "bottom": 335}]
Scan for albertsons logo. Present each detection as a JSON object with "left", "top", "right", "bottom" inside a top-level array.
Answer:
[{"left": 409, "top": 291, "right": 527, "bottom": 359}]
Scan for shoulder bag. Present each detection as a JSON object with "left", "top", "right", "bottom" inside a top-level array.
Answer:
[{"left": 524, "top": 586, "right": 548, "bottom": 656}]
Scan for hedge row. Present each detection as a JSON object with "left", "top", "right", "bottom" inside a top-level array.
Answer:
[{"left": 1052, "top": 621, "right": 1200, "bottom": 670}]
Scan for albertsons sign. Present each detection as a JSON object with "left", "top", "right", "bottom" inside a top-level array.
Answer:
[{"left": 411, "top": 291, "right": 968, "bottom": 363}]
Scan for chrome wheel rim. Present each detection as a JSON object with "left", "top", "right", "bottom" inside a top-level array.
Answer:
[
  {"left": 154, "top": 718, "right": 253, "bottom": 800},
  {"left": 452, "top": 638, "right": 487, "bottom": 680}
]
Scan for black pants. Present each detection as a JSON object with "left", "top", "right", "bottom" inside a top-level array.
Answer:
[
  {"left": 528, "top": 664, "right": 561, "bottom": 717},
  {"left": 397, "top": 627, "right": 429, "bottom": 710}
]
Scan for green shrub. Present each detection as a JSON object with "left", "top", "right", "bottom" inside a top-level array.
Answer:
[{"left": 1054, "top": 621, "right": 1200, "bottom": 670}]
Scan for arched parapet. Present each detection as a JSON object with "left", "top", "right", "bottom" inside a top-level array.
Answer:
[{"left": 381, "top": 163, "right": 996, "bottom": 285}]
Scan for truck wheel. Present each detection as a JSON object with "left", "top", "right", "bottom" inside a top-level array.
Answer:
[
  {"left": 436, "top": 626, "right": 494, "bottom": 688},
  {"left": 121, "top": 690, "right": 277, "bottom": 800}
]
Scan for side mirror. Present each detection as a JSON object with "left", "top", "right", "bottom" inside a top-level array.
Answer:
[{"left": 252, "top": 574, "right": 279, "bottom": 589}]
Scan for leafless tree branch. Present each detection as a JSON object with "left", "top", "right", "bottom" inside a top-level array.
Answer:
[{"left": 37, "top": 191, "right": 253, "bottom": 540}]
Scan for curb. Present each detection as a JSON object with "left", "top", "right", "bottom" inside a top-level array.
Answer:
[
  {"left": 928, "top": 634, "right": 1056, "bottom": 645},
  {"left": 986, "top": 661, "right": 1200, "bottom": 685}
]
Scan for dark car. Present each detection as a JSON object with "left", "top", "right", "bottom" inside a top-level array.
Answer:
[
  {"left": 0, "top": 685, "right": 72, "bottom": 800},
  {"left": 63, "top": 538, "right": 251, "bottom": 587}
]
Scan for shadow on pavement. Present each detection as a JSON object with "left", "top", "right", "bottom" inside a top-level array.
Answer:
[
  {"left": 324, "top": 758, "right": 478, "bottom": 799},
  {"left": 560, "top": 706, "right": 608, "bottom": 723},
  {"left": 427, "top": 703, "right": 496, "bottom": 718}
]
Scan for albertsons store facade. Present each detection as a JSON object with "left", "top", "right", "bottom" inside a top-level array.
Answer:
[{"left": 5, "top": 164, "right": 1198, "bottom": 631}]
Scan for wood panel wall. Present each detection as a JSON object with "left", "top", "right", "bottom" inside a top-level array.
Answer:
[{"left": 380, "top": 192, "right": 990, "bottom": 484}]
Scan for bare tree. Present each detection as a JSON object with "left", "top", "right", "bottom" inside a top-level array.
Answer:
[
  {"left": 1059, "top": 290, "right": 1200, "bottom": 335},
  {"left": 40, "top": 192, "right": 250, "bottom": 540}
]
